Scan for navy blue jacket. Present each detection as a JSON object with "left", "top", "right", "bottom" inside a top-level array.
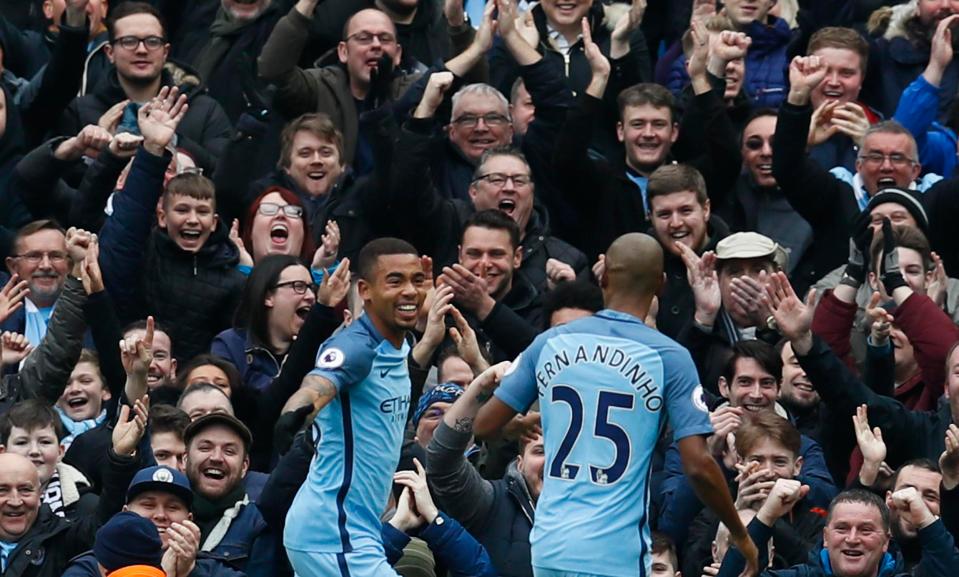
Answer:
[
  {"left": 717, "top": 515, "right": 959, "bottom": 577},
  {"left": 382, "top": 513, "right": 498, "bottom": 577},
  {"left": 62, "top": 552, "right": 247, "bottom": 577},
  {"left": 204, "top": 472, "right": 277, "bottom": 577}
]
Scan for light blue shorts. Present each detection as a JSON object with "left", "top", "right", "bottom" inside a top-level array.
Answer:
[{"left": 288, "top": 549, "right": 400, "bottom": 577}]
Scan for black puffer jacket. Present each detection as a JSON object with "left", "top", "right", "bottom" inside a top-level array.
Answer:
[
  {"left": 54, "top": 63, "right": 233, "bottom": 172},
  {"left": 144, "top": 223, "right": 245, "bottom": 362},
  {"left": 99, "top": 148, "right": 245, "bottom": 362}
]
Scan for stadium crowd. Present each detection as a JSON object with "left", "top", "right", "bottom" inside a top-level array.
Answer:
[{"left": 4, "top": 0, "right": 959, "bottom": 576}]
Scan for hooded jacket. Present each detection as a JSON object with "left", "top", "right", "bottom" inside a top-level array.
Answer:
[{"left": 54, "top": 63, "right": 233, "bottom": 173}]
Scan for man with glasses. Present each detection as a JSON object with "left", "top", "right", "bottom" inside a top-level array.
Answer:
[
  {"left": 771, "top": 54, "right": 952, "bottom": 283},
  {"left": 55, "top": 1, "right": 233, "bottom": 173},
  {"left": 2, "top": 220, "right": 70, "bottom": 347},
  {"left": 259, "top": 0, "right": 417, "bottom": 174}
]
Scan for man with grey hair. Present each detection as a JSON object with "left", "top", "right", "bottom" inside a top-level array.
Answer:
[
  {"left": 386, "top": 5, "right": 587, "bottom": 294},
  {"left": 772, "top": 54, "right": 951, "bottom": 278}
]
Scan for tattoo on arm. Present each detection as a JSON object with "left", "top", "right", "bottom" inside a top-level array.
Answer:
[
  {"left": 475, "top": 390, "right": 492, "bottom": 403},
  {"left": 453, "top": 416, "right": 474, "bottom": 433}
]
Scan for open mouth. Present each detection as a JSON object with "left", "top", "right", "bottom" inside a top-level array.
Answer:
[
  {"left": 670, "top": 231, "right": 690, "bottom": 241},
  {"left": 554, "top": 2, "right": 578, "bottom": 15},
  {"left": 307, "top": 170, "right": 327, "bottom": 182},
  {"left": 295, "top": 305, "right": 311, "bottom": 320},
  {"left": 202, "top": 467, "right": 226, "bottom": 481},
  {"left": 757, "top": 163, "right": 773, "bottom": 175},
  {"left": 67, "top": 397, "right": 89, "bottom": 409},
  {"left": 498, "top": 198, "right": 516, "bottom": 215},
  {"left": 270, "top": 224, "right": 289, "bottom": 244},
  {"left": 396, "top": 303, "right": 418, "bottom": 320},
  {"left": 840, "top": 550, "right": 864, "bottom": 559},
  {"left": 181, "top": 230, "right": 202, "bottom": 242},
  {"left": 147, "top": 371, "right": 162, "bottom": 386},
  {"left": 742, "top": 403, "right": 766, "bottom": 412},
  {"left": 877, "top": 177, "right": 897, "bottom": 188}
]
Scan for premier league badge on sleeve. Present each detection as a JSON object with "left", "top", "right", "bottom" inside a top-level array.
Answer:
[
  {"left": 691, "top": 385, "right": 709, "bottom": 413},
  {"left": 317, "top": 348, "right": 345, "bottom": 369}
]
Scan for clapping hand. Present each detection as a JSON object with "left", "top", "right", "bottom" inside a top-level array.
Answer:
[
  {"left": 853, "top": 404, "right": 887, "bottom": 487},
  {"left": 0, "top": 275, "right": 29, "bottom": 325},
  {"left": 112, "top": 396, "right": 149, "bottom": 457}
]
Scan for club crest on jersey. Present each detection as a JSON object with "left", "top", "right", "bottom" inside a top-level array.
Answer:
[
  {"left": 691, "top": 385, "right": 708, "bottom": 413},
  {"left": 317, "top": 348, "right": 345, "bottom": 369}
]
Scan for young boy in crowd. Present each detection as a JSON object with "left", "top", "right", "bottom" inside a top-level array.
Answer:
[
  {"left": 98, "top": 88, "right": 245, "bottom": 363},
  {"left": 0, "top": 399, "right": 98, "bottom": 521}
]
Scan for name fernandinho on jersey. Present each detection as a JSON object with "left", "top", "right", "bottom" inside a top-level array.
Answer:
[{"left": 535, "top": 343, "right": 664, "bottom": 411}]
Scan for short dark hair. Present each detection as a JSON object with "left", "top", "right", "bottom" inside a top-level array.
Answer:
[
  {"left": 356, "top": 237, "right": 420, "bottom": 281},
  {"left": 278, "top": 113, "right": 344, "bottom": 170},
  {"left": 0, "top": 399, "right": 66, "bottom": 443},
  {"left": 721, "top": 341, "right": 783, "bottom": 385},
  {"left": 808, "top": 27, "right": 869, "bottom": 74},
  {"left": 617, "top": 83, "right": 676, "bottom": 123},
  {"left": 651, "top": 532, "right": 679, "bottom": 573},
  {"left": 741, "top": 108, "right": 778, "bottom": 147},
  {"left": 826, "top": 489, "right": 890, "bottom": 532},
  {"left": 175, "top": 354, "right": 243, "bottom": 394},
  {"left": 734, "top": 410, "right": 801, "bottom": 458},
  {"left": 891, "top": 458, "right": 941, "bottom": 489},
  {"left": 149, "top": 404, "right": 191, "bottom": 440},
  {"left": 462, "top": 209, "right": 521, "bottom": 251},
  {"left": 106, "top": 1, "right": 165, "bottom": 42},
  {"left": 233, "top": 255, "right": 307, "bottom": 347},
  {"left": 541, "top": 280, "right": 603, "bottom": 328},
  {"left": 647, "top": 164, "right": 708, "bottom": 206},
  {"left": 163, "top": 172, "right": 216, "bottom": 209},
  {"left": 473, "top": 146, "right": 532, "bottom": 182}
]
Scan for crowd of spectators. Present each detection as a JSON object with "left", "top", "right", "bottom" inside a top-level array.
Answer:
[{"left": 5, "top": 0, "right": 959, "bottom": 576}]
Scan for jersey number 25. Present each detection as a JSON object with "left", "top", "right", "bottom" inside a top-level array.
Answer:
[{"left": 549, "top": 385, "right": 634, "bottom": 485}]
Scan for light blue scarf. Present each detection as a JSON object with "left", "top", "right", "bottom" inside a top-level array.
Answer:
[
  {"left": 54, "top": 405, "right": 107, "bottom": 448},
  {"left": 23, "top": 299, "right": 53, "bottom": 349},
  {"left": 0, "top": 540, "right": 17, "bottom": 572}
]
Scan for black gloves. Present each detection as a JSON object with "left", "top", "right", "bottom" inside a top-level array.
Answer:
[
  {"left": 365, "top": 54, "right": 395, "bottom": 109},
  {"left": 840, "top": 210, "right": 873, "bottom": 288},
  {"left": 274, "top": 404, "right": 314, "bottom": 456},
  {"left": 879, "top": 218, "right": 908, "bottom": 294}
]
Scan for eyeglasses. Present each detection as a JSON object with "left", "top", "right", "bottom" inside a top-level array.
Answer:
[
  {"left": 346, "top": 32, "right": 397, "bottom": 45},
  {"left": 12, "top": 251, "right": 69, "bottom": 264},
  {"left": 858, "top": 152, "right": 915, "bottom": 167},
  {"left": 744, "top": 136, "right": 773, "bottom": 151},
  {"left": 113, "top": 35, "right": 167, "bottom": 51},
  {"left": 258, "top": 203, "right": 304, "bottom": 218},
  {"left": 273, "top": 280, "right": 317, "bottom": 294},
  {"left": 472, "top": 172, "right": 532, "bottom": 187},
  {"left": 452, "top": 113, "right": 510, "bottom": 128},
  {"left": 177, "top": 166, "right": 204, "bottom": 177}
]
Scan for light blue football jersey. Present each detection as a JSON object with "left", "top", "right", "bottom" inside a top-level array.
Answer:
[
  {"left": 285, "top": 314, "right": 411, "bottom": 555},
  {"left": 495, "top": 309, "right": 712, "bottom": 577}
]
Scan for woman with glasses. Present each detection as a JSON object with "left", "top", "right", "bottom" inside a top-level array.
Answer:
[
  {"left": 211, "top": 254, "right": 349, "bottom": 469},
  {"left": 230, "top": 186, "right": 343, "bottom": 282}
]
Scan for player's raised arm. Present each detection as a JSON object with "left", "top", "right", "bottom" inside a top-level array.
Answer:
[
  {"left": 678, "top": 435, "right": 759, "bottom": 577},
  {"left": 282, "top": 373, "right": 338, "bottom": 416},
  {"left": 471, "top": 364, "right": 519, "bottom": 440}
]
